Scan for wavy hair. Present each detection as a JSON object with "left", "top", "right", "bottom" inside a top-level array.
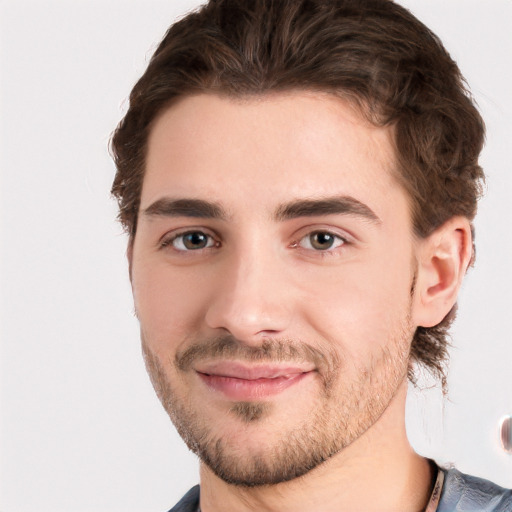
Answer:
[{"left": 111, "top": 0, "right": 485, "bottom": 386}]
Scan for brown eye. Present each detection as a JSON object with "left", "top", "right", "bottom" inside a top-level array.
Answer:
[
  {"left": 299, "top": 231, "right": 345, "bottom": 251},
  {"left": 172, "top": 231, "right": 215, "bottom": 251}
]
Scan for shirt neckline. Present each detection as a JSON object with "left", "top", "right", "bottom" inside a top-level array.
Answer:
[
  {"left": 196, "top": 464, "right": 446, "bottom": 512},
  {"left": 424, "top": 465, "right": 445, "bottom": 512}
]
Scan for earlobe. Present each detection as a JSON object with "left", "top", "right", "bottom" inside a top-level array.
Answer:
[{"left": 412, "top": 217, "right": 473, "bottom": 328}]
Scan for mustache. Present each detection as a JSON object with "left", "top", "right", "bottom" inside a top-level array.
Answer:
[{"left": 175, "top": 335, "right": 341, "bottom": 383}]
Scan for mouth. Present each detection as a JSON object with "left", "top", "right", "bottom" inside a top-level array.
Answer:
[{"left": 195, "top": 362, "right": 315, "bottom": 400}]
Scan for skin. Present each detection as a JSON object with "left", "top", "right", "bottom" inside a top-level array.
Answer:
[{"left": 129, "top": 91, "right": 472, "bottom": 511}]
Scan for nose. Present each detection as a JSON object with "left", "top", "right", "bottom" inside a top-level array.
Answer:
[{"left": 204, "top": 243, "right": 293, "bottom": 345}]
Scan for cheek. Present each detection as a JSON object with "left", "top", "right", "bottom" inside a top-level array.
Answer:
[
  {"left": 131, "top": 260, "right": 211, "bottom": 347},
  {"left": 295, "top": 255, "right": 413, "bottom": 359}
]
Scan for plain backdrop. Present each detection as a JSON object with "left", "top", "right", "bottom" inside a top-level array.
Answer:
[{"left": 1, "top": 1, "right": 511, "bottom": 510}]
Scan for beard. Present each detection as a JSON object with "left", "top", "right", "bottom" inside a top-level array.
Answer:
[
  {"left": 143, "top": 328, "right": 412, "bottom": 487},
  {"left": 141, "top": 311, "right": 413, "bottom": 488}
]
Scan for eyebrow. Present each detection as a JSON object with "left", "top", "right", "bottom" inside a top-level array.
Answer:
[
  {"left": 142, "top": 195, "right": 381, "bottom": 224},
  {"left": 143, "top": 198, "right": 227, "bottom": 220},
  {"left": 274, "top": 196, "right": 381, "bottom": 224}
]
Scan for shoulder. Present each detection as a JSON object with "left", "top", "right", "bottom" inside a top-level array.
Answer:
[
  {"left": 167, "top": 485, "right": 200, "bottom": 512},
  {"left": 437, "top": 467, "right": 512, "bottom": 512}
]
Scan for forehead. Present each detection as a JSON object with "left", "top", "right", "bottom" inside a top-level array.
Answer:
[{"left": 142, "top": 91, "right": 408, "bottom": 223}]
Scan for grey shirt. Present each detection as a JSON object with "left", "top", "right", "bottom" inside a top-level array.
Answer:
[{"left": 167, "top": 467, "right": 512, "bottom": 512}]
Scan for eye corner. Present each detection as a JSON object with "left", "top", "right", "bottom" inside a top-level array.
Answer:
[
  {"left": 159, "top": 228, "right": 221, "bottom": 253},
  {"left": 288, "top": 225, "right": 356, "bottom": 257},
  {"left": 300, "top": 230, "right": 347, "bottom": 251}
]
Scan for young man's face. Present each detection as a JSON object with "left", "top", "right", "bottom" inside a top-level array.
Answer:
[{"left": 130, "top": 92, "right": 420, "bottom": 485}]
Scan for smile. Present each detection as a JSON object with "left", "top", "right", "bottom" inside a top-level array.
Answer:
[{"left": 195, "top": 362, "right": 315, "bottom": 400}]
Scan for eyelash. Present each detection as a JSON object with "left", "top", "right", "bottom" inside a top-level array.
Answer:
[
  {"left": 160, "top": 230, "right": 221, "bottom": 252},
  {"left": 159, "top": 228, "right": 351, "bottom": 255},
  {"left": 292, "top": 231, "right": 348, "bottom": 254}
]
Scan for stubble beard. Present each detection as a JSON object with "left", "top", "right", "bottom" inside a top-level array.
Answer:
[{"left": 142, "top": 317, "right": 412, "bottom": 487}]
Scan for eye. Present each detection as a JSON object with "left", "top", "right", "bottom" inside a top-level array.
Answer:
[
  {"left": 298, "top": 231, "right": 346, "bottom": 251},
  {"left": 165, "top": 231, "right": 217, "bottom": 251}
]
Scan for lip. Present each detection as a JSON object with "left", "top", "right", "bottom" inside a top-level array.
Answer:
[{"left": 195, "top": 362, "right": 315, "bottom": 400}]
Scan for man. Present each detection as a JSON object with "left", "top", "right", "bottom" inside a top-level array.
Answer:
[{"left": 110, "top": 0, "right": 512, "bottom": 510}]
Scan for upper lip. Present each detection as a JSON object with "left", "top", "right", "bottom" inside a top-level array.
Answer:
[{"left": 195, "top": 361, "right": 315, "bottom": 380}]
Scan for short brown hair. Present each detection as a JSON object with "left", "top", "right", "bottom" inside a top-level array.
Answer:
[{"left": 110, "top": 0, "right": 485, "bottom": 385}]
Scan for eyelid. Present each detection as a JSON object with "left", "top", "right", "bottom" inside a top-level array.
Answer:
[
  {"left": 159, "top": 227, "right": 221, "bottom": 252},
  {"left": 290, "top": 224, "right": 355, "bottom": 244},
  {"left": 298, "top": 231, "right": 346, "bottom": 250}
]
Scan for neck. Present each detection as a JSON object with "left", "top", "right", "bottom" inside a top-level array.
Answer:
[{"left": 198, "top": 382, "right": 435, "bottom": 512}]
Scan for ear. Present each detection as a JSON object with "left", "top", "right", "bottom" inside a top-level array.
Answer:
[{"left": 412, "top": 216, "right": 473, "bottom": 328}]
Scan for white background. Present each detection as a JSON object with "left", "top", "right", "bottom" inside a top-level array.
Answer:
[{"left": 0, "top": 1, "right": 511, "bottom": 510}]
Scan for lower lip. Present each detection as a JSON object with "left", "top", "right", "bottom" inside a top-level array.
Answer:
[{"left": 197, "top": 372, "right": 311, "bottom": 400}]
